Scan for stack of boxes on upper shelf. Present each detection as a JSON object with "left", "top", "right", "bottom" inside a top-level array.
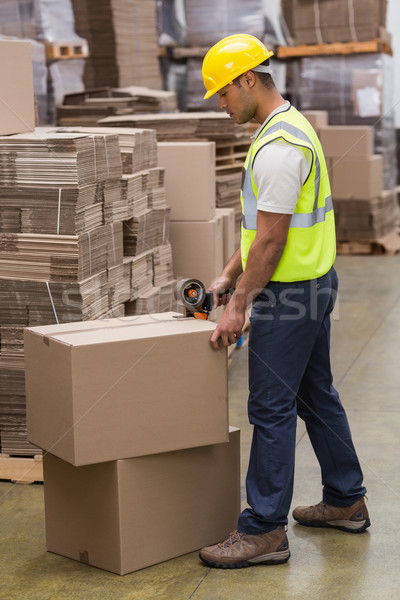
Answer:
[
  {"left": 281, "top": 0, "right": 387, "bottom": 45},
  {"left": 280, "top": 0, "right": 400, "bottom": 252},
  {"left": 24, "top": 312, "right": 240, "bottom": 574},
  {"left": 0, "top": 42, "right": 179, "bottom": 457}
]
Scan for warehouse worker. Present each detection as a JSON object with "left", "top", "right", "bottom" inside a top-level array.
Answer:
[{"left": 199, "top": 34, "right": 369, "bottom": 569}]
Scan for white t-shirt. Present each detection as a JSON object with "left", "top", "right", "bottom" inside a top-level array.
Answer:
[{"left": 251, "top": 102, "right": 312, "bottom": 215}]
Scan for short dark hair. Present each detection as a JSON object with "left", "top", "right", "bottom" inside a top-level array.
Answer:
[{"left": 232, "top": 59, "right": 275, "bottom": 91}]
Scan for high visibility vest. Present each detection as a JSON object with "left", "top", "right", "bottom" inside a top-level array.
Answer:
[{"left": 240, "top": 104, "right": 336, "bottom": 282}]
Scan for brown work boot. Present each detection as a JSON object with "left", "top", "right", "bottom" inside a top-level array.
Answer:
[
  {"left": 293, "top": 496, "right": 370, "bottom": 533},
  {"left": 199, "top": 526, "right": 290, "bottom": 569}
]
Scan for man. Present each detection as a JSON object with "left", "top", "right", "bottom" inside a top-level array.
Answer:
[{"left": 199, "top": 34, "right": 369, "bottom": 570}]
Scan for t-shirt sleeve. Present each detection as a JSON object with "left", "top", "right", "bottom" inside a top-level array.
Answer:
[{"left": 252, "top": 140, "right": 312, "bottom": 215}]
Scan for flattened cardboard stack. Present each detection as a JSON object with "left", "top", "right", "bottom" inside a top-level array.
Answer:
[
  {"left": 0, "top": 129, "right": 119, "bottom": 455},
  {"left": 320, "top": 117, "right": 400, "bottom": 248},
  {"left": 0, "top": 124, "right": 178, "bottom": 456},
  {"left": 99, "top": 111, "right": 242, "bottom": 140},
  {"left": 56, "top": 125, "right": 158, "bottom": 175},
  {"left": 24, "top": 313, "right": 240, "bottom": 574},
  {"left": 71, "top": 0, "right": 162, "bottom": 89},
  {"left": 57, "top": 86, "right": 177, "bottom": 127},
  {"left": 0, "top": 323, "right": 37, "bottom": 456},
  {"left": 282, "top": 0, "right": 387, "bottom": 45}
]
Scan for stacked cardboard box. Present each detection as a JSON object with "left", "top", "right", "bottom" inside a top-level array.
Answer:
[
  {"left": 320, "top": 121, "right": 399, "bottom": 243},
  {"left": 0, "top": 39, "right": 35, "bottom": 136},
  {"left": 24, "top": 313, "right": 240, "bottom": 574},
  {"left": 282, "top": 0, "right": 387, "bottom": 45},
  {"left": 334, "top": 192, "right": 397, "bottom": 241},
  {"left": 158, "top": 141, "right": 236, "bottom": 289},
  {"left": 71, "top": 0, "right": 162, "bottom": 89}
]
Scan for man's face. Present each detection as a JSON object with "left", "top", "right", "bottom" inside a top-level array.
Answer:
[{"left": 218, "top": 75, "right": 257, "bottom": 124}]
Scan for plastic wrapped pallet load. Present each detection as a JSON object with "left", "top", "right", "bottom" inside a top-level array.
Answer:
[
  {"left": 182, "top": 0, "right": 265, "bottom": 46},
  {"left": 294, "top": 53, "right": 397, "bottom": 189}
]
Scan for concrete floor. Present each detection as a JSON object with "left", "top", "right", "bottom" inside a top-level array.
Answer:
[{"left": 1, "top": 254, "right": 400, "bottom": 600}]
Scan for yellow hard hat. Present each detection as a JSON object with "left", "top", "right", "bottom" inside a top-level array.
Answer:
[{"left": 202, "top": 34, "right": 274, "bottom": 100}]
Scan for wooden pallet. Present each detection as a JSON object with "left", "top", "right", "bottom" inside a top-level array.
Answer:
[
  {"left": 277, "top": 38, "right": 392, "bottom": 59},
  {"left": 216, "top": 141, "right": 250, "bottom": 171},
  {"left": 336, "top": 230, "right": 400, "bottom": 256},
  {"left": 46, "top": 42, "right": 89, "bottom": 61},
  {"left": 0, "top": 453, "right": 43, "bottom": 484}
]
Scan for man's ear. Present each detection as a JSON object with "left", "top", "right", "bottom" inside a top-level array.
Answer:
[{"left": 242, "top": 70, "right": 257, "bottom": 88}]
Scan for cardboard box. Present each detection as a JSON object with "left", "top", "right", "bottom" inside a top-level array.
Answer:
[
  {"left": 43, "top": 428, "right": 241, "bottom": 575},
  {"left": 157, "top": 142, "right": 216, "bottom": 221},
  {"left": 319, "top": 125, "right": 374, "bottom": 158},
  {"left": 25, "top": 312, "right": 228, "bottom": 466},
  {"left": 351, "top": 69, "right": 382, "bottom": 118},
  {"left": 216, "top": 208, "right": 236, "bottom": 264},
  {"left": 334, "top": 189, "right": 397, "bottom": 240},
  {"left": 302, "top": 111, "right": 328, "bottom": 134},
  {"left": 170, "top": 217, "right": 224, "bottom": 288},
  {"left": 0, "top": 40, "right": 35, "bottom": 135},
  {"left": 331, "top": 155, "right": 383, "bottom": 200}
]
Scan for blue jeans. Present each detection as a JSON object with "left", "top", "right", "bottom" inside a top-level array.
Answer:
[{"left": 237, "top": 267, "right": 366, "bottom": 534}]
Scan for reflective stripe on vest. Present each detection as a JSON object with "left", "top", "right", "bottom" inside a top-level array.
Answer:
[
  {"left": 242, "top": 193, "right": 333, "bottom": 229},
  {"left": 242, "top": 121, "right": 325, "bottom": 230}
]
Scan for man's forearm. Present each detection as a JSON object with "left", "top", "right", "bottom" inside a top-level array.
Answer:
[{"left": 232, "top": 238, "right": 284, "bottom": 311}]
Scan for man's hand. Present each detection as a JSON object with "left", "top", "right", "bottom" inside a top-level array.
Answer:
[
  {"left": 208, "top": 275, "right": 234, "bottom": 309},
  {"left": 210, "top": 297, "right": 245, "bottom": 350}
]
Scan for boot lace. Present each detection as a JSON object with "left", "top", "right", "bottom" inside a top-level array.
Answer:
[{"left": 218, "top": 530, "right": 243, "bottom": 549}]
